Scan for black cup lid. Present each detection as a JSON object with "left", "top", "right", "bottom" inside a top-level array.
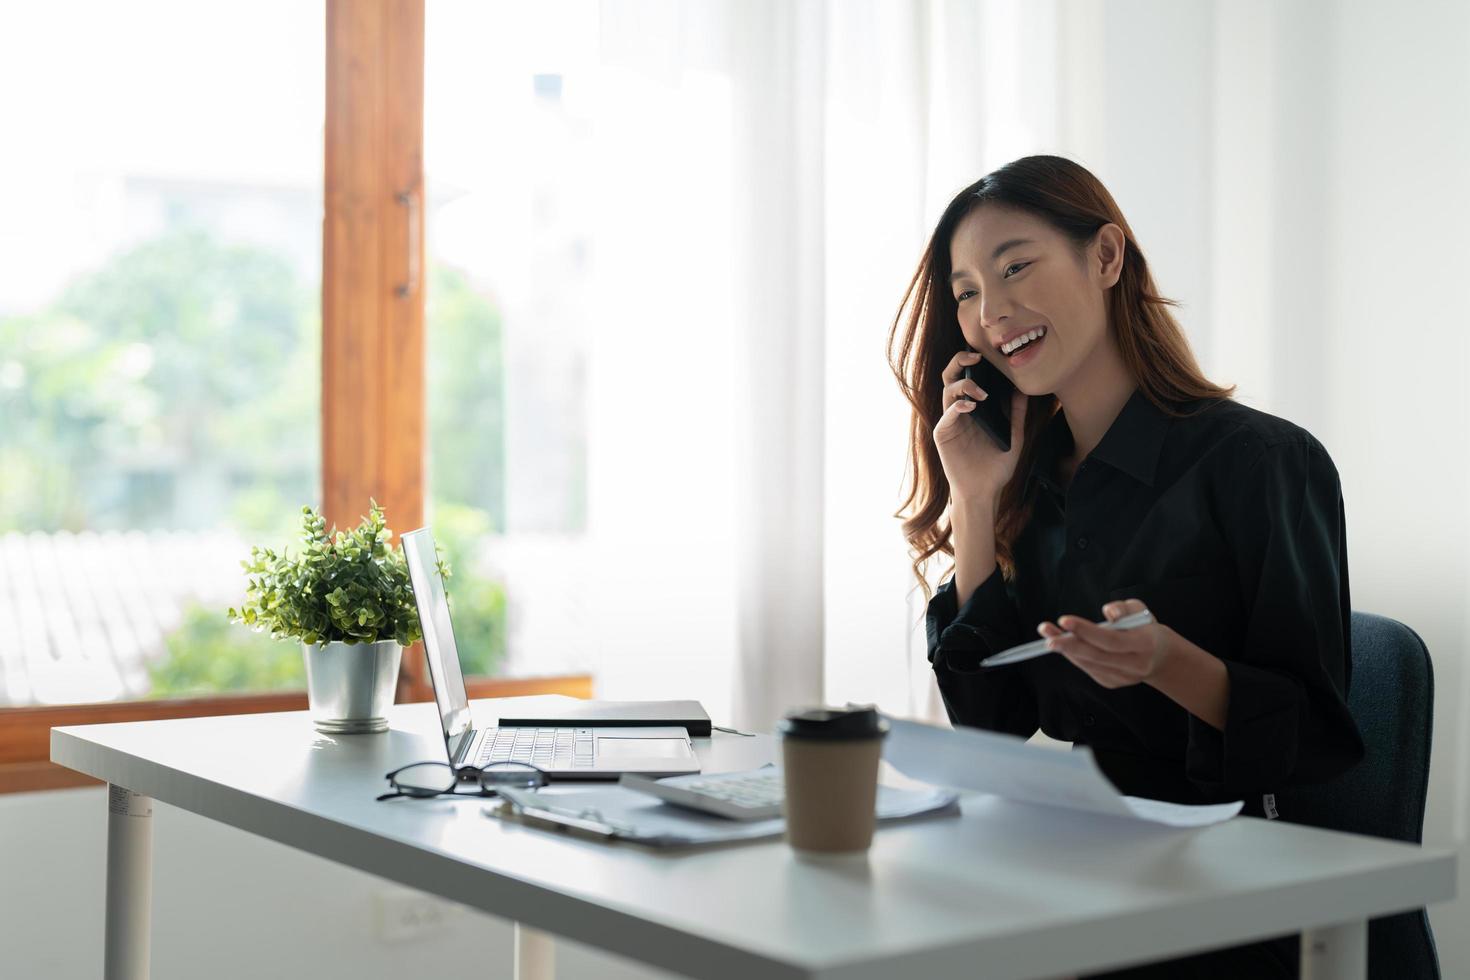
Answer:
[{"left": 778, "top": 705, "right": 889, "bottom": 740}]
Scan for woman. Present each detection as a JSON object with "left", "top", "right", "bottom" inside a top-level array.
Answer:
[{"left": 887, "top": 155, "right": 1364, "bottom": 978}]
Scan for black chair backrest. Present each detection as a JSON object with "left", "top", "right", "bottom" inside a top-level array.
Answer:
[{"left": 1277, "top": 611, "right": 1439, "bottom": 979}]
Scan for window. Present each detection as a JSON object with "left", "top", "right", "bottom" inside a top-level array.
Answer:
[
  {"left": 421, "top": 1, "right": 740, "bottom": 721},
  {"left": 424, "top": 1, "right": 598, "bottom": 680},
  {"left": 0, "top": 0, "right": 592, "bottom": 794},
  {"left": 0, "top": 1, "right": 326, "bottom": 706}
]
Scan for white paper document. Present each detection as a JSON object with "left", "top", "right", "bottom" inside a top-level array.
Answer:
[{"left": 883, "top": 718, "right": 1242, "bottom": 828}]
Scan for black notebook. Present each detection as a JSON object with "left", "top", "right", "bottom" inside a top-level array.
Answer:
[{"left": 495, "top": 699, "right": 712, "bottom": 737}]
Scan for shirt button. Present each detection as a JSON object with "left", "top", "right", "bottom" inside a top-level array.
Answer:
[
  {"left": 1083, "top": 713, "right": 1097, "bottom": 727},
  {"left": 1076, "top": 536, "right": 1089, "bottom": 550}
]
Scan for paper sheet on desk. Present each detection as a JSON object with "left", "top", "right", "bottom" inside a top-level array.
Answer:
[{"left": 883, "top": 719, "right": 1242, "bottom": 828}]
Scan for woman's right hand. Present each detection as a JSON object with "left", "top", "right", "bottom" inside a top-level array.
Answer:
[{"left": 933, "top": 350, "right": 1029, "bottom": 504}]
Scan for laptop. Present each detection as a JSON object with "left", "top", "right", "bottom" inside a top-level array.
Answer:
[{"left": 401, "top": 528, "right": 701, "bottom": 780}]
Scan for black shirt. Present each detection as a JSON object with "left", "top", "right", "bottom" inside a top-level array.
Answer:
[{"left": 927, "top": 388, "right": 1365, "bottom": 816}]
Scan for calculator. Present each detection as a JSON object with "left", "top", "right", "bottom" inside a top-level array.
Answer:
[{"left": 619, "top": 767, "right": 785, "bottom": 821}]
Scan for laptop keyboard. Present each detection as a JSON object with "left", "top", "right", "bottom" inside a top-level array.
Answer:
[{"left": 475, "top": 727, "right": 594, "bottom": 769}]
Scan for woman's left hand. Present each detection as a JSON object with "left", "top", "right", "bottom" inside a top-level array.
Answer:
[{"left": 1038, "top": 599, "right": 1175, "bottom": 689}]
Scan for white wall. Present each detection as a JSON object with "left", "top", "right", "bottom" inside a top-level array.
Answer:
[
  {"left": 1322, "top": 2, "right": 1470, "bottom": 962},
  {"left": 0, "top": 787, "right": 680, "bottom": 980}
]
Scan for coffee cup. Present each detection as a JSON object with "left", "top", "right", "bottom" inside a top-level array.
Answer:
[{"left": 778, "top": 705, "right": 889, "bottom": 853}]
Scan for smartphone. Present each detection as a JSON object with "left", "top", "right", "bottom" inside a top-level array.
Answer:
[{"left": 962, "top": 350, "right": 1016, "bottom": 451}]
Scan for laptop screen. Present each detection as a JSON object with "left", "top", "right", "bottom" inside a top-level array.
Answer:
[{"left": 401, "top": 528, "right": 472, "bottom": 749}]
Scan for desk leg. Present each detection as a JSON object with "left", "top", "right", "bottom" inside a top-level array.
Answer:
[
  {"left": 514, "top": 923, "right": 555, "bottom": 980},
  {"left": 1300, "top": 920, "right": 1366, "bottom": 980},
  {"left": 105, "top": 785, "right": 154, "bottom": 980}
]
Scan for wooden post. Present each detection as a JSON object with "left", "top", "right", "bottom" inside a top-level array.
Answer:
[{"left": 322, "top": 0, "right": 431, "bottom": 702}]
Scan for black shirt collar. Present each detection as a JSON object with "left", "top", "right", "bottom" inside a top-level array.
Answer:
[{"left": 1027, "top": 387, "right": 1171, "bottom": 492}]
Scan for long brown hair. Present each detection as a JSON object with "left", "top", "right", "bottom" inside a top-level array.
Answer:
[{"left": 887, "top": 155, "right": 1234, "bottom": 602}]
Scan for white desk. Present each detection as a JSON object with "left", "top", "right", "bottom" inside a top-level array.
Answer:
[{"left": 52, "top": 696, "right": 1455, "bottom": 980}]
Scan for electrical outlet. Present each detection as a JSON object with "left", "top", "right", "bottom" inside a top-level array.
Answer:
[{"left": 373, "top": 888, "right": 464, "bottom": 943}]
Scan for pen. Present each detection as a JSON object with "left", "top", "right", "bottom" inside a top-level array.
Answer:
[{"left": 980, "top": 609, "right": 1156, "bottom": 668}]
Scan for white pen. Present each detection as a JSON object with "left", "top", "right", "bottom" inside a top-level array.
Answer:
[{"left": 979, "top": 608, "right": 1156, "bottom": 669}]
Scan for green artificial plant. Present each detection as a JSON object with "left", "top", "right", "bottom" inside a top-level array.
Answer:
[{"left": 228, "top": 501, "right": 430, "bottom": 647}]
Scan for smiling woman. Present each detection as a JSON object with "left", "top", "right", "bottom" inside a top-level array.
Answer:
[
  {"left": 891, "top": 157, "right": 1236, "bottom": 585},
  {"left": 886, "top": 155, "right": 1366, "bottom": 979}
]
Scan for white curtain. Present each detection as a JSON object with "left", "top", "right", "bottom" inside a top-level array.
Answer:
[{"left": 590, "top": 0, "right": 1066, "bottom": 732}]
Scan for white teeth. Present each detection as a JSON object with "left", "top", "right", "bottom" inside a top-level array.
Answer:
[{"left": 1002, "top": 327, "right": 1045, "bottom": 355}]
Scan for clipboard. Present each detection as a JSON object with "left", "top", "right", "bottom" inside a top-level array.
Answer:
[
  {"left": 488, "top": 783, "right": 960, "bottom": 848},
  {"left": 491, "top": 789, "right": 635, "bottom": 839}
]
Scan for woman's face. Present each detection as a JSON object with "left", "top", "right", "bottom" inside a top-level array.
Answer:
[{"left": 947, "top": 204, "right": 1123, "bottom": 397}]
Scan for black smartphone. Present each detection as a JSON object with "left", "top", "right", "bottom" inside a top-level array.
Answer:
[{"left": 962, "top": 351, "right": 1016, "bottom": 451}]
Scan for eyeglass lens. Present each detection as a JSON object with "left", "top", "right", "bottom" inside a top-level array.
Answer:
[
  {"left": 391, "top": 762, "right": 459, "bottom": 795},
  {"left": 476, "top": 762, "right": 546, "bottom": 789}
]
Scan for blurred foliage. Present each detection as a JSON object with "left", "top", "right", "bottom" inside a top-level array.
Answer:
[
  {"left": 431, "top": 502, "right": 507, "bottom": 676},
  {"left": 428, "top": 262, "right": 506, "bottom": 532},
  {"left": 425, "top": 261, "right": 509, "bottom": 676},
  {"left": 6, "top": 227, "right": 512, "bottom": 693},
  {"left": 0, "top": 230, "right": 318, "bottom": 538},
  {"left": 148, "top": 604, "right": 305, "bottom": 697}
]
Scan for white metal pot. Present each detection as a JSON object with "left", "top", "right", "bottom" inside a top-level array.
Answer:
[{"left": 301, "top": 640, "right": 402, "bottom": 734}]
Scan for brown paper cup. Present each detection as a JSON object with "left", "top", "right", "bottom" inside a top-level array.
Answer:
[{"left": 781, "top": 731, "right": 884, "bottom": 853}]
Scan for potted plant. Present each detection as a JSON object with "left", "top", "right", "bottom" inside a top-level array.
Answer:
[{"left": 229, "top": 501, "right": 425, "bottom": 733}]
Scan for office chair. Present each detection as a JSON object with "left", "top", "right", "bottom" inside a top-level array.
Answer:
[{"left": 1276, "top": 611, "right": 1440, "bottom": 979}]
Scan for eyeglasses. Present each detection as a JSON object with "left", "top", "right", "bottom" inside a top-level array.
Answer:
[{"left": 376, "top": 760, "right": 548, "bottom": 802}]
